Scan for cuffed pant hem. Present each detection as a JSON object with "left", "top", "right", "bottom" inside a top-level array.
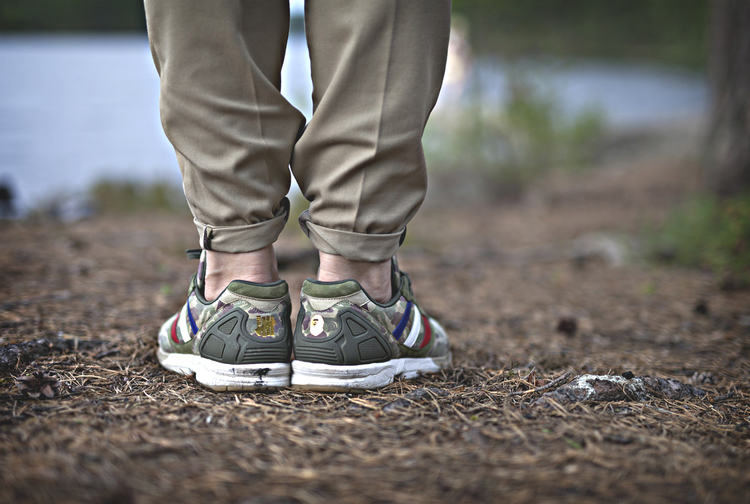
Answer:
[
  {"left": 196, "top": 198, "right": 290, "bottom": 253},
  {"left": 298, "top": 210, "right": 404, "bottom": 262}
]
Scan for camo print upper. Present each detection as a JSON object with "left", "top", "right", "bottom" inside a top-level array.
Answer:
[
  {"left": 189, "top": 289, "right": 289, "bottom": 340},
  {"left": 159, "top": 277, "right": 290, "bottom": 354},
  {"left": 298, "top": 272, "right": 450, "bottom": 360}
]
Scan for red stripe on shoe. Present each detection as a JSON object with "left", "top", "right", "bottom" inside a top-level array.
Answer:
[
  {"left": 418, "top": 315, "right": 432, "bottom": 349},
  {"left": 170, "top": 314, "right": 180, "bottom": 344}
]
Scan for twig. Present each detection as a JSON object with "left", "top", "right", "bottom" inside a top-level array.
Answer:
[
  {"left": 710, "top": 390, "right": 736, "bottom": 403},
  {"left": 641, "top": 404, "right": 676, "bottom": 416},
  {"left": 522, "top": 367, "right": 536, "bottom": 383},
  {"left": 95, "top": 349, "right": 119, "bottom": 359},
  {"left": 509, "top": 372, "right": 572, "bottom": 396}
]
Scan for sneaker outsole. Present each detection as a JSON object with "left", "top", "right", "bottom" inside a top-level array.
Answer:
[{"left": 157, "top": 348, "right": 291, "bottom": 391}]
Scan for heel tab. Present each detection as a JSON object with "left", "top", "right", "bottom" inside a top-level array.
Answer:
[
  {"left": 186, "top": 249, "right": 207, "bottom": 295},
  {"left": 228, "top": 279, "right": 289, "bottom": 299},
  {"left": 302, "top": 279, "right": 363, "bottom": 298}
]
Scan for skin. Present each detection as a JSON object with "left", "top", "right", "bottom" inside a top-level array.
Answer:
[
  {"left": 317, "top": 252, "right": 392, "bottom": 303},
  {"left": 204, "top": 246, "right": 279, "bottom": 301},
  {"left": 204, "top": 248, "right": 392, "bottom": 303}
]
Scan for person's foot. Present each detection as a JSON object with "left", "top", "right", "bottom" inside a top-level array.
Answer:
[
  {"left": 291, "top": 258, "right": 452, "bottom": 392},
  {"left": 157, "top": 250, "right": 292, "bottom": 391}
]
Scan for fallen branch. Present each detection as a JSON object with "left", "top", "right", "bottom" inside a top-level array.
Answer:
[{"left": 710, "top": 390, "right": 736, "bottom": 403}]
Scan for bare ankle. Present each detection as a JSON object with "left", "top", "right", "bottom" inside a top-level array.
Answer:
[
  {"left": 204, "top": 246, "right": 279, "bottom": 300},
  {"left": 317, "top": 252, "right": 392, "bottom": 303}
]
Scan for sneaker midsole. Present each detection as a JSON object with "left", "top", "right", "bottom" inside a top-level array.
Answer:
[
  {"left": 158, "top": 348, "right": 291, "bottom": 389},
  {"left": 291, "top": 355, "right": 451, "bottom": 389}
]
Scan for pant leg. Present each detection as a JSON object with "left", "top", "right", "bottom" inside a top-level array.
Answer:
[
  {"left": 292, "top": 0, "right": 451, "bottom": 262},
  {"left": 145, "top": 0, "right": 306, "bottom": 252}
]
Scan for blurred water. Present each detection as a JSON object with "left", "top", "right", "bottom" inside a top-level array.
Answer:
[
  {"left": 463, "top": 57, "right": 708, "bottom": 126},
  {"left": 0, "top": 33, "right": 311, "bottom": 215},
  {"left": 0, "top": 33, "right": 705, "bottom": 214}
]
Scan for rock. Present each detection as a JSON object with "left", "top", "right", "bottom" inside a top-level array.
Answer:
[
  {"left": 534, "top": 374, "right": 705, "bottom": 406},
  {"left": 640, "top": 376, "right": 706, "bottom": 400},
  {"left": 693, "top": 299, "right": 709, "bottom": 315},
  {"left": 556, "top": 317, "right": 578, "bottom": 336}
]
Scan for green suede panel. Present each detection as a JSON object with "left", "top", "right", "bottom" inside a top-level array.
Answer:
[
  {"left": 171, "top": 338, "right": 195, "bottom": 355},
  {"left": 399, "top": 276, "right": 415, "bottom": 302},
  {"left": 228, "top": 280, "right": 288, "bottom": 299},
  {"left": 402, "top": 291, "right": 414, "bottom": 303},
  {"left": 302, "top": 280, "right": 362, "bottom": 298}
]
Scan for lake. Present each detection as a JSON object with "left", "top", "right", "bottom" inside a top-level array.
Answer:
[{"left": 0, "top": 33, "right": 707, "bottom": 215}]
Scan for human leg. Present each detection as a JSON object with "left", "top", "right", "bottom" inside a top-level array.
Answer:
[
  {"left": 204, "top": 247, "right": 279, "bottom": 301},
  {"left": 292, "top": 0, "right": 451, "bottom": 264},
  {"left": 317, "top": 252, "right": 391, "bottom": 304},
  {"left": 146, "top": 0, "right": 305, "bottom": 261},
  {"left": 145, "top": 0, "right": 302, "bottom": 389},
  {"left": 291, "top": 0, "right": 453, "bottom": 391}
]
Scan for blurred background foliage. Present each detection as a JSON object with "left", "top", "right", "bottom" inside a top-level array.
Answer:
[
  {"left": 88, "top": 181, "right": 188, "bottom": 215},
  {"left": 424, "top": 74, "right": 605, "bottom": 185},
  {"left": 0, "top": 0, "right": 710, "bottom": 69},
  {"left": 452, "top": 0, "right": 710, "bottom": 68},
  {"left": 2, "top": 0, "right": 746, "bottom": 281},
  {"left": 0, "top": 0, "right": 146, "bottom": 32},
  {"left": 649, "top": 194, "right": 750, "bottom": 285}
]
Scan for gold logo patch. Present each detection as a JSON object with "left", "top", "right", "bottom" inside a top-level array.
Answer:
[{"left": 255, "top": 315, "right": 276, "bottom": 338}]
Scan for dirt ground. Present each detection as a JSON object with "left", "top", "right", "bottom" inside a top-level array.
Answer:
[{"left": 1, "top": 151, "right": 749, "bottom": 503}]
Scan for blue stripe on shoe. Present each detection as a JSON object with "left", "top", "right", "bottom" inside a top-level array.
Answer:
[
  {"left": 186, "top": 301, "right": 199, "bottom": 336},
  {"left": 392, "top": 301, "right": 413, "bottom": 342}
]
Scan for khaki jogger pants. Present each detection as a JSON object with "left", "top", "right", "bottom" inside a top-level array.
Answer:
[{"left": 145, "top": 0, "right": 451, "bottom": 262}]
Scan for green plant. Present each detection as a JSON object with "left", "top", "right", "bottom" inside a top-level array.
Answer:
[
  {"left": 649, "top": 193, "right": 750, "bottom": 281},
  {"left": 451, "top": 0, "right": 710, "bottom": 69},
  {"left": 89, "top": 180, "right": 189, "bottom": 214},
  {"left": 423, "top": 73, "right": 605, "bottom": 185}
]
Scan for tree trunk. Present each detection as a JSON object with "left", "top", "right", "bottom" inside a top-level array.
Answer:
[{"left": 703, "top": 0, "right": 750, "bottom": 195}]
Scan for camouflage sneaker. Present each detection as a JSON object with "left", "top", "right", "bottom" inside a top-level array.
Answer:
[
  {"left": 291, "top": 258, "right": 452, "bottom": 392},
  {"left": 157, "top": 250, "right": 292, "bottom": 391}
]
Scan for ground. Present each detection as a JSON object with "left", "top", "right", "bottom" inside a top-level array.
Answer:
[{"left": 1, "top": 147, "right": 749, "bottom": 503}]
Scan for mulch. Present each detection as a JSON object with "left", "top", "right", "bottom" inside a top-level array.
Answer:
[{"left": 1, "top": 158, "right": 749, "bottom": 503}]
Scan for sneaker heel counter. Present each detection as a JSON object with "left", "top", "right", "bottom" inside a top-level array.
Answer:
[
  {"left": 293, "top": 301, "right": 395, "bottom": 366},
  {"left": 199, "top": 304, "right": 291, "bottom": 365}
]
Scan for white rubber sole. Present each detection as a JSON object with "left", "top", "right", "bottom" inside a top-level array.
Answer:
[
  {"left": 291, "top": 354, "right": 452, "bottom": 392},
  {"left": 157, "top": 348, "right": 291, "bottom": 391}
]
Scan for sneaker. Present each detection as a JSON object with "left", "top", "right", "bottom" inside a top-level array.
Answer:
[
  {"left": 157, "top": 250, "right": 292, "bottom": 391},
  {"left": 291, "top": 258, "right": 451, "bottom": 391}
]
